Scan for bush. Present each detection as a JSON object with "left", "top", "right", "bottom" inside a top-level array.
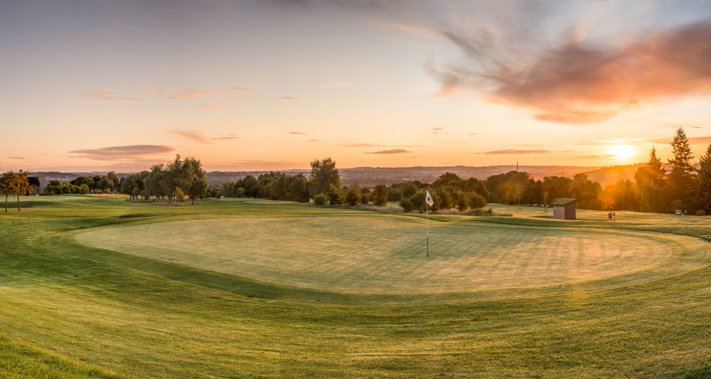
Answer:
[
  {"left": 345, "top": 185, "right": 361, "bottom": 206},
  {"left": 696, "top": 209, "right": 707, "bottom": 216},
  {"left": 468, "top": 192, "right": 487, "bottom": 209},
  {"left": 313, "top": 193, "right": 328, "bottom": 206},
  {"left": 327, "top": 184, "right": 343, "bottom": 205},
  {"left": 399, "top": 198, "right": 413, "bottom": 213}
]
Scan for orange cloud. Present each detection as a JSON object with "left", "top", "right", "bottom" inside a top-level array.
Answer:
[
  {"left": 367, "top": 149, "right": 410, "bottom": 154},
  {"left": 434, "top": 20, "right": 711, "bottom": 124},
  {"left": 211, "top": 135, "right": 238, "bottom": 141},
  {"left": 170, "top": 129, "right": 210, "bottom": 144},
  {"left": 70, "top": 145, "right": 174, "bottom": 161}
]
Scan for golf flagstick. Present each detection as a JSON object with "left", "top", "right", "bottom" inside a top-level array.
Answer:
[{"left": 425, "top": 190, "right": 433, "bottom": 257}]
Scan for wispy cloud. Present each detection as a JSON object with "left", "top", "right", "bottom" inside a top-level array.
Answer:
[
  {"left": 432, "top": 127, "right": 444, "bottom": 134},
  {"left": 287, "top": 131, "right": 307, "bottom": 135},
  {"left": 7, "top": 156, "right": 24, "bottom": 160},
  {"left": 230, "top": 85, "right": 251, "bottom": 92},
  {"left": 69, "top": 145, "right": 174, "bottom": 161},
  {"left": 320, "top": 80, "right": 349, "bottom": 89},
  {"left": 432, "top": 20, "right": 711, "bottom": 124},
  {"left": 367, "top": 149, "right": 410, "bottom": 154},
  {"left": 381, "top": 21, "right": 436, "bottom": 37},
  {"left": 279, "top": 96, "right": 300, "bottom": 101},
  {"left": 483, "top": 149, "right": 550, "bottom": 155},
  {"left": 167, "top": 88, "right": 216, "bottom": 100},
  {"left": 211, "top": 135, "right": 238, "bottom": 141},
  {"left": 170, "top": 129, "right": 211, "bottom": 144},
  {"left": 86, "top": 89, "right": 140, "bottom": 101}
]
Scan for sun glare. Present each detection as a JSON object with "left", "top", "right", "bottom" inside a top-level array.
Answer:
[{"left": 610, "top": 144, "right": 635, "bottom": 162}]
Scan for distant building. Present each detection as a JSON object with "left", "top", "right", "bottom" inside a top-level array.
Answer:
[{"left": 551, "top": 198, "right": 576, "bottom": 220}]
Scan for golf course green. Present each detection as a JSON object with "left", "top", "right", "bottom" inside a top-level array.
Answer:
[
  {"left": 1, "top": 196, "right": 709, "bottom": 377},
  {"left": 75, "top": 216, "right": 673, "bottom": 293}
]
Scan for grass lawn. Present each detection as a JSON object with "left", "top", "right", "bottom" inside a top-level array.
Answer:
[{"left": 1, "top": 196, "right": 709, "bottom": 377}]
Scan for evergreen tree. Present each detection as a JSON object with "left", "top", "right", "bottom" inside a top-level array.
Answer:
[
  {"left": 635, "top": 147, "right": 667, "bottom": 212},
  {"left": 694, "top": 144, "right": 711, "bottom": 213},
  {"left": 667, "top": 128, "right": 696, "bottom": 210}
]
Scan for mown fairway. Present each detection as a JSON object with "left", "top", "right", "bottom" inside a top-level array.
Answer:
[{"left": 1, "top": 196, "right": 710, "bottom": 377}]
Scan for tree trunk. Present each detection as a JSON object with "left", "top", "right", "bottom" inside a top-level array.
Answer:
[
  {"left": 17, "top": 194, "right": 20, "bottom": 211},
  {"left": 4, "top": 194, "right": 7, "bottom": 213}
]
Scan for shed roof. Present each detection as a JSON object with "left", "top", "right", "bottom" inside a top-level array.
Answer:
[{"left": 551, "top": 198, "right": 576, "bottom": 206}]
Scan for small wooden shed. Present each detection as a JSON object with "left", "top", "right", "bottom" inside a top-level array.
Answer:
[{"left": 551, "top": 198, "right": 576, "bottom": 220}]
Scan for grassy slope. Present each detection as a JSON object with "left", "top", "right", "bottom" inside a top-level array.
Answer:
[{"left": 0, "top": 196, "right": 709, "bottom": 378}]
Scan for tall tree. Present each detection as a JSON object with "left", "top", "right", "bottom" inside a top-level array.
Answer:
[
  {"left": 694, "top": 144, "right": 711, "bottom": 213},
  {"left": 1, "top": 171, "right": 30, "bottom": 212},
  {"left": 107, "top": 171, "right": 120, "bottom": 190},
  {"left": 309, "top": 158, "right": 341, "bottom": 197},
  {"left": 143, "top": 164, "right": 167, "bottom": 200},
  {"left": 0, "top": 172, "right": 11, "bottom": 212},
  {"left": 183, "top": 157, "right": 208, "bottom": 205},
  {"left": 542, "top": 176, "right": 573, "bottom": 204},
  {"left": 572, "top": 173, "right": 601, "bottom": 210},
  {"left": 635, "top": 147, "right": 667, "bottom": 212},
  {"left": 667, "top": 128, "right": 696, "bottom": 209},
  {"left": 521, "top": 179, "right": 544, "bottom": 206}
]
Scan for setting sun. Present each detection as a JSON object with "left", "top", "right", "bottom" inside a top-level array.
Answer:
[{"left": 610, "top": 145, "right": 635, "bottom": 162}]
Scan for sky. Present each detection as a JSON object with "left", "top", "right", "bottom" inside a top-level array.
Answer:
[{"left": 2, "top": 0, "right": 711, "bottom": 172}]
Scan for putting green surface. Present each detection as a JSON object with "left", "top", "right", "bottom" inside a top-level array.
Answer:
[{"left": 75, "top": 216, "right": 673, "bottom": 293}]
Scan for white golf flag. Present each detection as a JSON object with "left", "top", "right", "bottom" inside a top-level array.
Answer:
[{"left": 425, "top": 190, "right": 434, "bottom": 207}]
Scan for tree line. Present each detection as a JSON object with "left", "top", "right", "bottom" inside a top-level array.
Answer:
[
  {"left": 218, "top": 158, "right": 489, "bottom": 212},
  {"left": 44, "top": 172, "right": 120, "bottom": 195},
  {"left": 119, "top": 155, "right": 207, "bottom": 204}
]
